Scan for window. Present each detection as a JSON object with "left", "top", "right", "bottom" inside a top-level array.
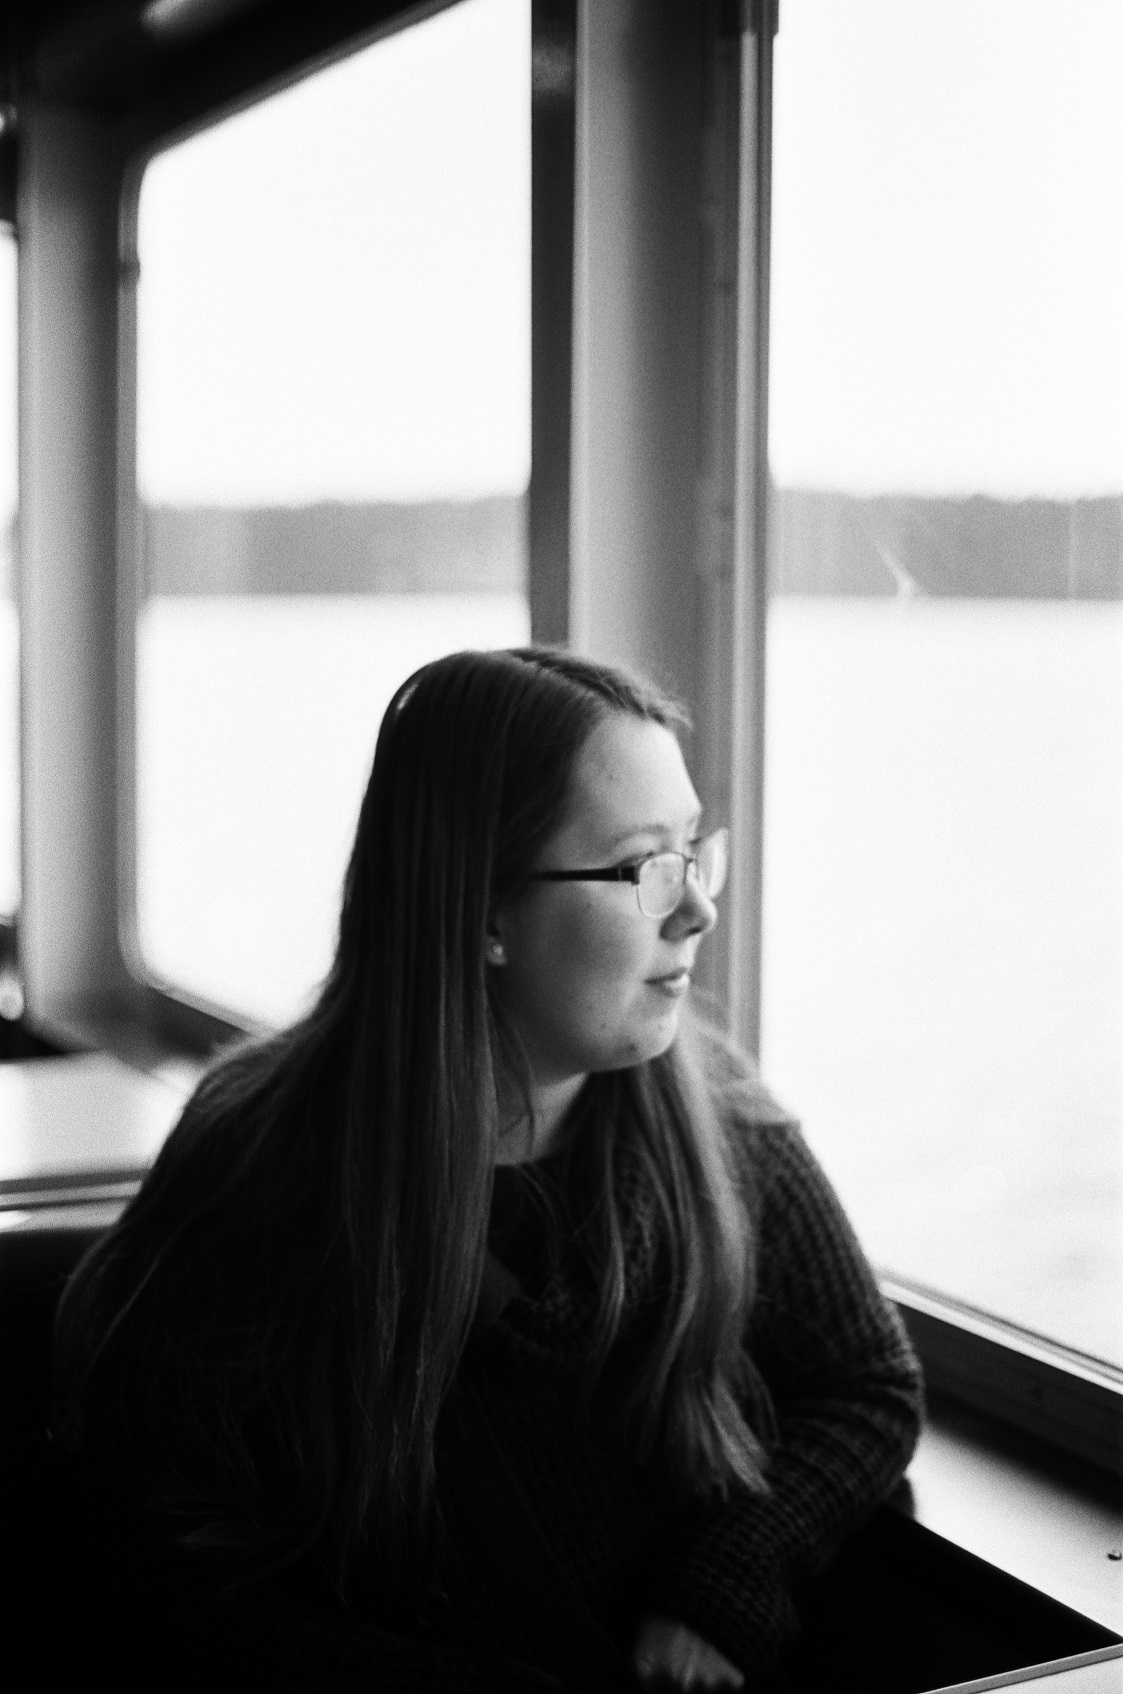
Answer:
[
  {"left": 134, "top": 0, "right": 531, "bottom": 1028},
  {"left": 761, "top": 0, "right": 1122, "bottom": 1367}
]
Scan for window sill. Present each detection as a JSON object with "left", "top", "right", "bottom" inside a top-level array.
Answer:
[
  {"left": 887, "top": 1278, "right": 1123, "bottom": 1485},
  {"left": 903, "top": 1394, "right": 1123, "bottom": 1640}
]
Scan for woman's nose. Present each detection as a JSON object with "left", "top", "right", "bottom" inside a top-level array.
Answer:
[{"left": 661, "top": 868, "right": 718, "bottom": 940}]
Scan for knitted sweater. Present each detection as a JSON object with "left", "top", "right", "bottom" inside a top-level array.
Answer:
[{"left": 73, "top": 1095, "right": 923, "bottom": 1694}]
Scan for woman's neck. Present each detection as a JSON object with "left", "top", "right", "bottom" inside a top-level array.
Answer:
[{"left": 494, "top": 1071, "right": 587, "bottom": 1166}]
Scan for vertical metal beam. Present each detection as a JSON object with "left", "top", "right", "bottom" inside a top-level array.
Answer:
[
  {"left": 115, "top": 161, "right": 144, "bottom": 994},
  {"left": 693, "top": 8, "right": 747, "bottom": 1021},
  {"left": 727, "top": 6, "right": 773, "bottom": 1053},
  {"left": 570, "top": 0, "right": 772, "bottom": 1050},
  {"left": 18, "top": 103, "right": 130, "bottom": 1024},
  {"left": 695, "top": 3, "right": 772, "bottom": 1050},
  {"left": 569, "top": 0, "right": 705, "bottom": 702},
  {"left": 528, "top": 0, "right": 577, "bottom": 646}
]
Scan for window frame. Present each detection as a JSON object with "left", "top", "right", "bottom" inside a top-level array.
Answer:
[
  {"left": 7, "top": 0, "right": 1119, "bottom": 1484},
  {"left": 751, "top": 0, "right": 1121, "bottom": 1480},
  {"left": 109, "top": 0, "right": 571, "bottom": 1048},
  {"left": 0, "top": 205, "right": 18, "bottom": 963},
  {"left": 889, "top": 1278, "right": 1123, "bottom": 1482}
]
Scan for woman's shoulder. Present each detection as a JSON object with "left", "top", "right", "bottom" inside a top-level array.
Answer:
[
  {"left": 688, "top": 1004, "right": 798, "bottom": 1135},
  {"left": 684, "top": 1003, "right": 825, "bottom": 1214},
  {"left": 134, "top": 1027, "right": 303, "bottom": 1204},
  {"left": 719, "top": 1079, "right": 806, "bottom": 1219}
]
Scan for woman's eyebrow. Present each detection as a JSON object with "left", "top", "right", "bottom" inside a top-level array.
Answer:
[{"left": 606, "top": 810, "right": 704, "bottom": 852}]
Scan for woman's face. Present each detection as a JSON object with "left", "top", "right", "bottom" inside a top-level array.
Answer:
[{"left": 490, "top": 713, "right": 718, "bottom": 1088}]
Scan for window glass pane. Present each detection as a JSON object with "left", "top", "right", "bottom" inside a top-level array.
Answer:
[
  {"left": 762, "top": 0, "right": 1123, "bottom": 1365},
  {"left": 0, "top": 225, "right": 17, "bottom": 923},
  {"left": 136, "top": 0, "right": 531, "bottom": 1027}
]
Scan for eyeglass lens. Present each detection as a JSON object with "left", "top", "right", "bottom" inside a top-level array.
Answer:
[
  {"left": 637, "top": 831, "right": 728, "bottom": 918},
  {"left": 697, "top": 830, "right": 728, "bottom": 897}
]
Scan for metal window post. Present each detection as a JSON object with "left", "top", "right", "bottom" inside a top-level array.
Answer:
[
  {"left": 569, "top": 0, "right": 773, "bottom": 1053},
  {"left": 18, "top": 104, "right": 131, "bottom": 1030}
]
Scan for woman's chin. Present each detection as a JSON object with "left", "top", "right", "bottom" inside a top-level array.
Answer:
[{"left": 597, "top": 1007, "right": 684, "bottom": 1073}]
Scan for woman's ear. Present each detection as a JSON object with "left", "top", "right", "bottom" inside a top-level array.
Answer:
[{"left": 484, "top": 915, "right": 508, "bottom": 967}]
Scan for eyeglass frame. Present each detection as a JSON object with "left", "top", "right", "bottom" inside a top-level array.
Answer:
[{"left": 529, "top": 826, "right": 730, "bottom": 920}]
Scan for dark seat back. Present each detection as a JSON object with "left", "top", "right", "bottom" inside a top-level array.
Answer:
[
  {"left": 0, "top": 1209, "right": 114, "bottom": 1653},
  {"left": 0, "top": 1215, "right": 107, "bottom": 1436},
  {"left": 3, "top": 1206, "right": 1119, "bottom": 1692}
]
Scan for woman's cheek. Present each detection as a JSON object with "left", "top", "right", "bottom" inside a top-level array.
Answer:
[
  {"left": 571, "top": 892, "right": 645, "bottom": 971},
  {"left": 570, "top": 910, "right": 654, "bottom": 1029},
  {"left": 514, "top": 893, "right": 649, "bottom": 1040}
]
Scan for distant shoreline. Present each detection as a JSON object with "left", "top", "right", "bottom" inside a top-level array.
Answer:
[
  {"left": 771, "top": 489, "right": 1123, "bottom": 600},
  {"left": 1, "top": 489, "right": 1120, "bottom": 600},
  {"left": 139, "top": 494, "right": 528, "bottom": 598}
]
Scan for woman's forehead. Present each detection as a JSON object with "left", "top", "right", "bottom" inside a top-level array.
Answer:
[{"left": 560, "top": 715, "right": 701, "bottom": 849}]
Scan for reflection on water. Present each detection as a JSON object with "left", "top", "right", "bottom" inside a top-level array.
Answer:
[{"left": 761, "top": 597, "right": 1122, "bottom": 1365}]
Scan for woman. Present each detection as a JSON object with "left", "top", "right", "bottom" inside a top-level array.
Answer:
[{"left": 54, "top": 647, "right": 922, "bottom": 1692}]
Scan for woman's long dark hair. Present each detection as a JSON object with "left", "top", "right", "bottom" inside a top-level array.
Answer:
[{"left": 54, "top": 647, "right": 768, "bottom": 1607}]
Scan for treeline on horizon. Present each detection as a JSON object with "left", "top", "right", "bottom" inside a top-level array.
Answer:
[
  {"left": 1, "top": 490, "right": 1121, "bottom": 600},
  {"left": 770, "top": 489, "right": 1122, "bottom": 599}
]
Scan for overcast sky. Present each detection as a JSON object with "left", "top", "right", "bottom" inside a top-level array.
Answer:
[
  {"left": 769, "top": 0, "right": 1123, "bottom": 498},
  {"left": 0, "top": 0, "right": 1120, "bottom": 518},
  {"left": 136, "top": 0, "right": 530, "bottom": 507}
]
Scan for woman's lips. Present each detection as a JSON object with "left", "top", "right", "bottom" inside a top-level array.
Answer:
[{"left": 647, "top": 969, "right": 692, "bottom": 998}]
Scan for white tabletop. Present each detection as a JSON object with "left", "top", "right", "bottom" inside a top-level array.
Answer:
[
  {"left": 0, "top": 1053, "right": 189, "bottom": 1195},
  {"left": 907, "top": 1414, "right": 1123, "bottom": 1637}
]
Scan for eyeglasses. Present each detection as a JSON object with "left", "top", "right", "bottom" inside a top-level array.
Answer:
[{"left": 531, "top": 827, "right": 729, "bottom": 920}]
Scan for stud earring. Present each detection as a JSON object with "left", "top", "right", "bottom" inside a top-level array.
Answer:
[{"left": 488, "top": 941, "right": 507, "bottom": 965}]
